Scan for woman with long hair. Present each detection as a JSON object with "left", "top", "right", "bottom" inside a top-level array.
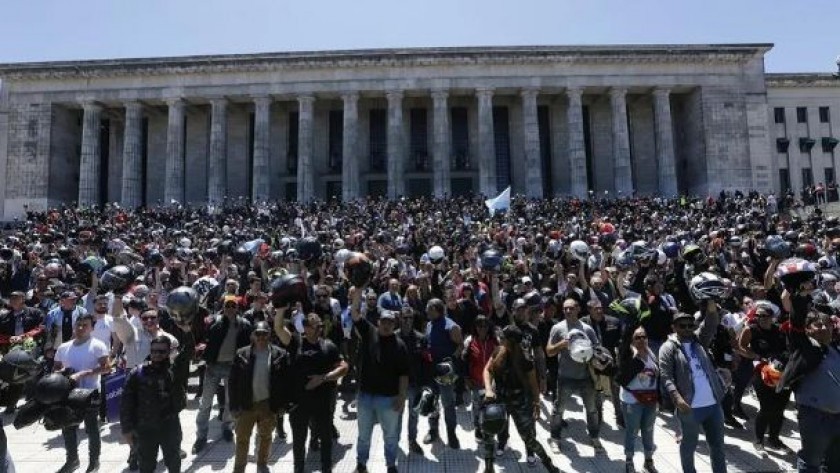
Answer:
[
  {"left": 482, "top": 325, "right": 559, "bottom": 473},
  {"left": 616, "top": 325, "right": 659, "bottom": 473}
]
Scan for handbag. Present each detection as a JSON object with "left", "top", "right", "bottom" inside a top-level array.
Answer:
[{"left": 629, "top": 389, "right": 658, "bottom": 406}]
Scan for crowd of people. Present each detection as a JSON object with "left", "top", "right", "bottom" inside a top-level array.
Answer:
[{"left": 0, "top": 191, "right": 838, "bottom": 473}]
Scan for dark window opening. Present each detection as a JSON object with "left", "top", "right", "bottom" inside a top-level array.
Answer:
[
  {"left": 797, "top": 107, "right": 808, "bottom": 123},
  {"left": 287, "top": 112, "right": 299, "bottom": 172},
  {"left": 819, "top": 106, "right": 831, "bottom": 123},
  {"left": 493, "top": 106, "right": 511, "bottom": 193},
  {"left": 328, "top": 110, "right": 343, "bottom": 172},
  {"left": 409, "top": 108, "right": 429, "bottom": 171},
  {"left": 369, "top": 109, "right": 387, "bottom": 172},
  {"left": 773, "top": 107, "right": 785, "bottom": 124},
  {"left": 451, "top": 107, "right": 469, "bottom": 170}
]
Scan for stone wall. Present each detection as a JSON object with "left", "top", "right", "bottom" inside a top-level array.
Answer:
[
  {"left": 702, "top": 87, "right": 753, "bottom": 192},
  {"left": 107, "top": 117, "right": 123, "bottom": 203},
  {"left": 629, "top": 94, "right": 657, "bottom": 194},
  {"left": 674, "top": 89, "right": 707, "bottom": 196},
  {"left": 589, "top": 96, "right": 614, "bottom": 193},
  {"left": 184, "top": 106, "right": 209, "bottom": 204},
  {"left": 48, "top": 105, "right": 81, "bottom": 204},
  {"left": 4, "top": 102, "right": 51, "bottom": 216},
  {"left": 145, "top": 111, "right": 167, "bottom": 205}
]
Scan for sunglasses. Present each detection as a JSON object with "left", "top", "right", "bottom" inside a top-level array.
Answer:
[
  {"left": 141, "top": 316, "right": 158, "bottom": 321},
  {"left": 676, "top": 323, "right": 696, "bottom": 329},
  {"left": 316, "top": 294, "right": 329, "bottom": 298},
  {"left": 150, "top": 349, "right": 169, "bottom": 355},
  {"left": 633, "top": 335, "right": 648, "bottom": 340}
]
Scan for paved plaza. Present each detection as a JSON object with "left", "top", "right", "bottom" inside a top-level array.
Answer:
[{"left": 5, "top": 373, "right": 800, "bottom": 473}]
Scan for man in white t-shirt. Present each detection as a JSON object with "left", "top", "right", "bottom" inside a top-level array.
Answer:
[{"left": 53, "top": 313, "right": 109, "bottom": 473}]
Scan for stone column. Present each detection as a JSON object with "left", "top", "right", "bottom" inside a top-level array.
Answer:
[
  {"left": 432, "top": 89, "right": 451, "bottom": 198},
  {"left": 566, "top": 87, "right": 588, "bottom": 197},
  {"left": 477, "top": 87, "right": 497, "bottom": 196},
  {"left": 78, "top": 102, "right": 103, "bottom": 207},
  {"left": 208, "top": 98, "right": 228, "bottom": 204},
  {"left": 386, "top": 90, "right": 405, "bottom": 199},
  {"left": 653, "top": 87, "right": 678, "bottom": 197},
  {"left": 164, "top": 98, "right": 185, "bottom": 205},
  {"left": 120, "top": 101, "right": 144, "bottom": 208},
  {"left": 341, "top": 92, "right": 359, "bottom": 201},
  {"left": 296, "top": 95, "right": 315, "bottom": 203},
  {"left": 251, "top": 96, "right": 272, "bottom": 202},
  {"left": 610, "top": 87, "right": 633, "bottom": 196},
  {"left": 521, "top": 88, "right": 543, "bottom": 198}
]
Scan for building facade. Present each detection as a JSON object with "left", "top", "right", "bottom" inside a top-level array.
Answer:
[{"left": 0, "top": 44, "right": 837, "bottom": 219}]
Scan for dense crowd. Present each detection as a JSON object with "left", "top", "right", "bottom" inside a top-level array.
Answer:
[{"left": 0, "top": 191, "right": 839, "bottom": 473}]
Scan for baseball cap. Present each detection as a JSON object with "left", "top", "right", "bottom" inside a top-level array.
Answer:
[
  {"left": 60, "top": 291, "right": 78, "bottom": 299},
  {"left": 9, "top": 291, "right": 25, "bottom": 299},
  {"left": 673, "top": 312, "right": 696, "bottom": 323},
  {"left": 521, "top": 276, "right": 533, "bottom": 284},
  {"left": 379, "top": 310, "right": 397, "bottom": 321},
  {"left": 253, "top": 321, "right": 271, "bottom": 333},
  {"left": 223, "top": 295, "right": 240, "bottom": 305},
  {"left": 512, "top": 298, "right": 527, "bottom": 310}
]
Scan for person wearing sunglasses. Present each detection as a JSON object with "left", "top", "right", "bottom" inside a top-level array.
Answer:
[
  {"left": 228, "top": 321, "right": 292, "bottom": 473},
  {"left": 659, "top": 310, "right": 727, "bottom": 473},
  {"left": 121, "top": 326, "right": 194, "bottom": 473},
  {"left": 616, "top": 325, "right": 659, "bottom": 473}
]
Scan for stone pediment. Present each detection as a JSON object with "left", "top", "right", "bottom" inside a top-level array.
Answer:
[{"left": 0, "top": 44, "right": 773, "bottom": 80}]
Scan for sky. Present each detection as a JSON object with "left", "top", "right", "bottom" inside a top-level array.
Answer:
[{"left": 0, "top": 0, "right": 838, "bottom": 73}]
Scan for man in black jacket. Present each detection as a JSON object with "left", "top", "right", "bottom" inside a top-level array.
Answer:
[
  {"left": 192, "top": 295, "right": 253, "bottom": 453},
  {"left": 229, "top": 321, "right": 291, "bottom": 473},
  {"left": 779, "top": 290, "right": 840, "bottom": 472},
  {"left": 0, "top": 291, "right": 43, "bottom": 414},
  {"left": 121, "top": 330, "right": 194, "bottom": 473}
]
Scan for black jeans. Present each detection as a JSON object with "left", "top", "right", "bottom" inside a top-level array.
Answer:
[
  {"left": 483, "top": 395, "right": 554, "bottom": 469},
  {"left": 753, "top": 380, "right": 790, "bottom": 442},
  {"left": 290, "top": 396, "right": 333, "bottom": 473},
  {"left": 136, "top": 416, "right": 182, "bottom": 473},
  {"left": 62, "top": 409, "right": 100, "bottom": 462}
]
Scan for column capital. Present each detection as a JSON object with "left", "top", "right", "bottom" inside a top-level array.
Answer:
[
  {"left": 208, "top": 97, "right": 228, "bottom": 108},
  {"left": 341, "top": 91, "right": 359, "bottom": 103},
  {"left": 297, "top": 95, "right": 315, "bottom": 106},
  {"left": 124, "top": 101, "right": 143, "bottom": 112},
  {"left": 81, "top": 101, "right": 103, "bottom": 113},
  {"left": 565, "top": 87, "right": 583, "bottom": 100},
  {"left": 520, "top": 87, "right": 540, "bottom": 99},
  {"left": 252, "top": 95, "right": 273, "bottom": 107},
  {"left": 164, "top": 97, "right": 185, "bottom": 108},
  {"left": 652, "top": 87, "right": 672, "bottom": 98},
  {"left": 609, "top": 87, "right": 628, "bottom": 98},
  {"left": 476, "top": 87, "right": 494, "bottom": 98},
  {"left": 386, "top": 90, "right": 404, "bottom": 102},
  {"left": 431, "top": 89, "right": 449, "bottom": 101}
]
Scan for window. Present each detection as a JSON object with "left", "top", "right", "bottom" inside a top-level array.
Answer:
[
  {"left": 776, "top": 138, "right": 790, "bottom": 153},
  {"left": 820, "top": 107, "right": 831, "bottom": 123},
  {"left": 826, "top": 168, "right": 835, "bottom": 185},
  {"left": 779, "top": 169, "right": 790, "bottom": 192},
  {"left": 451, "top": 107, "right": 469, "bottom": 170},
  {"left": 802, "top": 168, "right": 814, "bottom": 188},
  {"left": 773, "top": 107, "right": 785, "bottom": 124},
  {"left": 287, "top": 112, "right": 299, "bottom": 172},
  {"left": 328, "top": 110, "right": 343, "bottom": 171},
  {"left": 409, "top": 108, "right": 429, "bottom": 171},
  {"left": 797, "top": 107, "right": 808, "bottom": 123}
]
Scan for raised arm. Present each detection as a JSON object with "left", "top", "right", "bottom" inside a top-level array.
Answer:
[{"left": 273, "top": 305, "right": 293, "bottom": 347}]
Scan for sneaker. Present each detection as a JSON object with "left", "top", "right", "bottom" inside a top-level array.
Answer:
[
  {"left": 179, "top": 449, "right": 187, "bottom": 459},
  {"left": 448, "top": 433, "right": 460, "bottom": 449},
  {"left": 423, "top": 431, "right": 439, "bottom": 444},
  {"left": 625, "top": 460, "right": 636, "bottom": 473},
  {"left": 732, "top": 405, "right": 749, "bottom": 420},
  {"left": 642, "top": 458, "right": 658, "bottom": 473},
  {"left": 222, "top": 428, "right": 234, "bottom": 442},
  {"left": 408, "top": 440, "right": 423, "bottom": 454},
  {"left": 192, "top": 438, "right": 207, "bottom": 454},
  {"left": 548, "top": 438, "right": 561, "bottom": 454},
  {"left": 560, "top": 419, "right": 568, "bottom": 428},
  {"left": 766, "top": 437, "right": 794, "bottom": 454},
  {"left": 475, "top": 428, "right": 484, "bottom": 441},
  {"left": 257, "top": 464, "right": 270, "bottom": 473},
  {"left": 545, "top": 466, "right": 560, "bottom": 473},
  {"left": 495, "top": 444, "right": 506, "bottom": 457},
  {"left": 591, "top": 437, "right": 604, "bottom": 451},
  {"left": 526, "top": 454, "right": 537, "bottom": 467},
  {"left": 754, "top": 441, "right": 768, "bottom": 458},
  {"left": 85, "top": 460, "right": 100, "bottom": 473},
  {"left": 3, "top": 406, "right": 16, "bottom": 416},
  {"left": 127, "top": 451, "right": 138, "bottom": 470},
  {"left": 310, "top": 438, "right": 321, "bottom": 451},
  {"left": 354, "top": 463, "right": 368, "bottom": 473},
  {"left": 616, "top": 415, "right": 626, "bottom": 429},
  {"left": 386, "top": 467, "right": 398, "bottom": 473},
  {"left": 276, "top": 425, "right": 287, "bottom": 442},
  {"left": 57, "top": 459, "right": 80, "bottom": 473},
  {"left": 724, "top": 416, "right": 744, "bottom": 430}
]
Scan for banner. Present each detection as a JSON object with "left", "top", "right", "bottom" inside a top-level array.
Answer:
[
  {"left": 104, "top": 369, "right": 127, "bottom": 423},
  {"left": 484, "top": 186, "right": 511, "bottom": 216}
]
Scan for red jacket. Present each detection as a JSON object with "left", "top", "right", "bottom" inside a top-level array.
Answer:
[{"left": 464, "top": 335, "right": 498, "bottom": 386}]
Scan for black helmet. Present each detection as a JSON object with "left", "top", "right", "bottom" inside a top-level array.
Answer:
[
  {"left": 166, "top": 286, "right": 199, "bottom": 326},
  {"left": 34, "top": 373, "right": 74, "bottom": 405},
  {"left": 65, "top": 388, "right": 101, "bottom": 411},
  {"left": 412, "top": 386, "right": 438, "bottom": 417},
  {"left": 296, "top": 236, "right": 323, "bottom": 263},
  {"left": 99, "top": 265, "right": 133, "bottom": 293},
  {"left": 270, "top": 274, "right": 308, "bottom": 308},
  {"left": 480, "top": 249, "right": 502, "bottom": 272},
  {"left": 147, "top": 250, "right": 164, "bottom": 266},
  {"left": 13, "top": 399, "right": 48, "bottom": 430},
  {"left": 234, "top": 245, "right": 251, "bottom": 265},
  {"left": 0, "top": 348, "right": 40, "bottom": 385},
  {"left": 434, "top": 359, "right": 457, "bottom": 385},
  {"left": 42, "top": 405, "right": 84, "bottom": 431},
  {"left": 480, "top": 402, "right": 508, "bottom": 436},
  {"left": 345, "top": 252, "right": 373, "bottom": 287}
]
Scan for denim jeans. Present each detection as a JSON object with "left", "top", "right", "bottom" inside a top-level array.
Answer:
[
  {"left": 404, "top": 385, "right": 420, "bottom": 443},
  {"left": 356, "top": 392, "right": 403, "bottom": 468},
  {"left": 62, "top": 408, "right": 100, "bottom": 462},
  {"left": 195, "top": 362, "right": 232, "bottom": 440},
  {"left": 428, "top": 379, "right": 457, "bottom": 433},
  {"left": 471, "top": 388, "right": 485, "bottom": 430},
  {"left": 551, "top": 377, "right": 600, "bottom": 439},
  {"left": 797, "top": 404, "right": 840, "bottom": 473},
  {"left": 621, "top": 401, "right": 656, "bottom": 459},
  {"left": 677, "top": 404, "right": 726, "bottom": 473}
]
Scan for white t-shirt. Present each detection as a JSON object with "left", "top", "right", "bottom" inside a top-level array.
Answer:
[
  {"left": 92, "top": 315, "right": 114, "bottom": 350},
  {"left": 55, "top": 337, "right": 109, "bottom": 390},
  {"left": 682, "top": 342, "right": 716, "bottom": 408}
]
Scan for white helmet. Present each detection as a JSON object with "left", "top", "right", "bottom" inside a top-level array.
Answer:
[
  {"left": 690, "top": 272, "right": 729, "bottom": 302},
  {"left": 569, "top": 334, "right": 594, "bottom": 364},
  {"left": 179, "top": 237, "right": 191, "bottom": 248},
  {"left": 334, "top": 249, "right": 351, "bottom": 264},
  {"left": 570, "top": 240, "right": 590, "bottom": 262},
  {"left": 428, "top": 245, "right": 445, "bottom": 263},
  {"left": 657, "top": 249, "right": 667, "bottom": 266}
]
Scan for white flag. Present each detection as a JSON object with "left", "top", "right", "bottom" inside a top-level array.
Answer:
[{"left": 485, "top": 186, "right": 511, "bottom": 216}]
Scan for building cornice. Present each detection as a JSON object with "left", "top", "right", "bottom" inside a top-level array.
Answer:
[
  {"left": 0, "top": 44, "right": 773, "bottom": 80},
  {"left": 766, "top": 73, "right": 840, "bottom": 88}
]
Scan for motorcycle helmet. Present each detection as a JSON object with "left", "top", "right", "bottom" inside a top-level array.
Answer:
[
  {"left": 765, "top": 235, "right": 791, "bottom": 259},
  {"left": 570, "top": 240, "right": 589, "bottom": 262},
  {"left": 775, "top": 258, "right": 819, "bottom": 290},
  {"left": 434, "top": 359, "right": 458, "bottom": 385},
  {"left": 166, "top": 286, "right": 199, "bottom": 326},
  {"left": 270, "top": 274, "right": 308, "bottom": 308},
  {"left": 412, "top": 386, "right": 438, "bottom": 416},
  {"left": 99, "top": 265, "right": 133, "bottom": 293},
  {"left": 0, "top": 348, "right": 41, "bottom": 385},
  {"left": 689, "top": 272, "right": 729, "bottom": 302},
  {"left": 34, "top": 373, "right": 74, "bottom": 405},
  {"left": 296, "top": 236, "right": 323, "bottom": 263},
  {"left": 480, "top": 249, "right": 502, "bottom": 272},
  {"left": 480, "top": 402, "right": 508, "bottom": 436},
  {"left": 13, "top": 399, "right": 48, "bottom": 430},
  {"left": 345, "top": 252, "right": 374, "bottom": 287},
  {"left": 428, "top": 246, "right": 445, "bottom": 264},
  {"left": 42, "top": 405, "right": 84, "bottom": 431}
]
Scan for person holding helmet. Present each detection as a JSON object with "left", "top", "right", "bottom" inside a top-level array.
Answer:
[
  {"left": 737, "top": 302, "right": 791, "bottom": 456},
  {"left": 546, "top": 295, "right": 602, "bottom": 452},
  {"left": 422, "top": 298, "right": 463, "bottom": 448},
  {"left": 395, "top": 303, "right": 431, "bottom": 455},
  {"left": 658, "top": 309, "right": 727, "bottom": 473},
  {"left": 482, "top": 325, "right": 560, "bottom": 473}
]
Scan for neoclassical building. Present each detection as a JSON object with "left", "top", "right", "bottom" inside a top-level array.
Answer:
[{"left": 0, "top": 44, "right": 838, "bottom": 218}]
